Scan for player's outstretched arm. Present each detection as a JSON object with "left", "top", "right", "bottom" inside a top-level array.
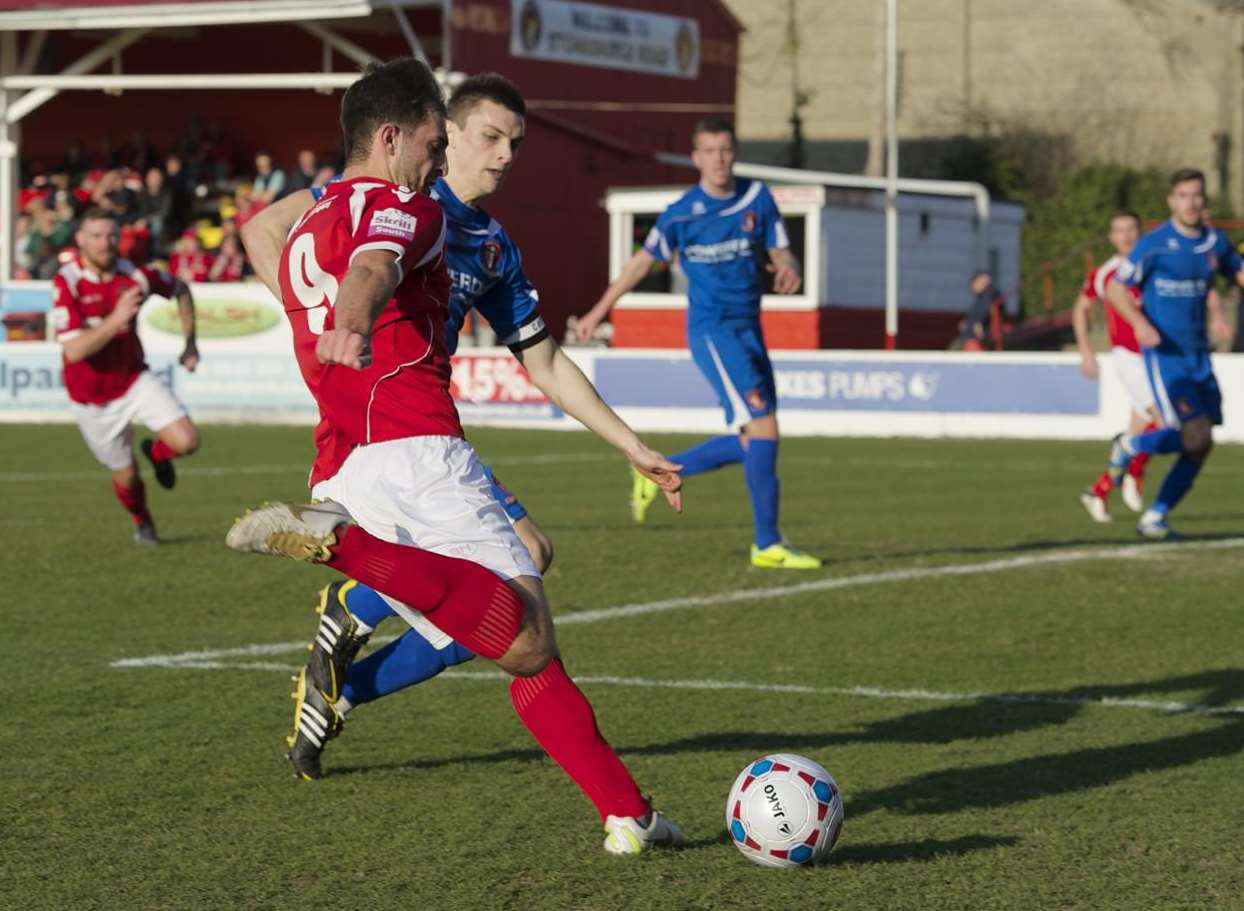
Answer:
[
  {"left": 315, "top": 249, "right": 401, "bottom": 369},
  {"left": 576, "top": 248, "right": 657, "bottom": 343},
  {"left": 1105, "top": 279, "right": 1159, "bottom": 348},
  {"left": 766, "top": 247, "right": 802, "bottom": 295},
  {"left": 239, "top": 189, "right": 314, "bottom": 297},
  {"left": 1070, "top": 292, "right": 1098, "bottom": 379},
  {"left": 173, "top": 279, "right": 199, "bottom": 372},
  {"left": 517, "top": 335, "right": 682, "bottom": 511}
]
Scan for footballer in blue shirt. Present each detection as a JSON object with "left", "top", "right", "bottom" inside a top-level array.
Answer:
[
  {"left": 577, "top": 118, "right": 821, "bottom": 569},
  {"left": 1103, "top": 168, "right": 1239, "bottom": 539}
]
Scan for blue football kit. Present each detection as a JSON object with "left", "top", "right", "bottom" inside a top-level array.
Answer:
[
  {"left": 1115, "top": 219, "right": 1240, "bottom": 426},
  {"left": 1111, "top": 217, "right": 1240, "bottom": 524},
  {"left": 643, "top": 177, "right": 789, "bottom": 429}
]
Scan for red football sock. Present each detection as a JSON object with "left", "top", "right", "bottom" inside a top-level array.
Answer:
[
  {"left": 1090, "top": 471, "right": 1113, "bottom": 498},
  {"left": 112, "top": 478, "right": 151, "bottom": 525},
  {"left": 511, "top": 658, "right": 649, "bottom": 822},
  {"left": 149, "top": 439, "right": 178, "bottom": 462},
  {"left": 1127, "top": 451, "right": 1150, "bottom": 480},
  {"left": 325, "top": 525, "right": 524, "bottom": 659}
]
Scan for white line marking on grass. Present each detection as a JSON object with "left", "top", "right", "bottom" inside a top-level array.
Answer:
[
  {"left": 0, "top": 453, "right": 611, "bottom": 484},
  {"left": 556, "top": 536, "right": 1244, "bottom": 627},
  {"left": 112, "top": 536, "right": 1244, "bottom": 671}
]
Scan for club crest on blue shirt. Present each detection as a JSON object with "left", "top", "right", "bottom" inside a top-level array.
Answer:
[
  {"left": 1208, "top": 252, "right": 1218, "bottom": 271},
  {"left": 742, "top": 211, "right": 756, "bottom": 232},
  {"left": 746, "top": 388, "right": 767, "bottom": 410},
  {"left": 481, "top": 239, "right": 502, "bottom": 276}
]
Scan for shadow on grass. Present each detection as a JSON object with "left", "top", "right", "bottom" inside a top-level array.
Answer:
[
  {"left": 328, "top": 670, "right": 1244, "bottom": 826},
  {"left": 832, "top": 834, "right": 1020, "bottom": 866}
]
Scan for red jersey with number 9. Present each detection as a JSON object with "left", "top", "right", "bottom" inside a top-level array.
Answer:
[{"left": 278, "top": 176, "right": 462, "bottom": 487}]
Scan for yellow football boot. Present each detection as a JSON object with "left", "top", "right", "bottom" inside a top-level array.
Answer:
[{"left": 750, "top": 542, "right": 824, "bottom": 570}]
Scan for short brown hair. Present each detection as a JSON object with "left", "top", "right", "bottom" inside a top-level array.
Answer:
[
  {"left": 79, "top": 206, "right": 118, "bottom": 224},
  {"left": 692, "top": 117, "right": 735, "bottom": 149},
  {"left": 1110, "top": 209, "right": 1142, "bottom": 229},
  {"left": 340, "top": 57, "right": 446, "bottom": 163},
  {"left": 448, "top": 72, "right": 526, "bottom": 125},
  {"left": 1169, "top": 168, "right": 1205, "bottom": 191}
]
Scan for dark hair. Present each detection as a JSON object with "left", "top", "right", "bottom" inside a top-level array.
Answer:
[
  {"left": 448, "top": 72, "right": 526, "bottom": 125},
  {"left": 340, "top": 57, "right": 446, "bottom": 163},
  {"left": 692, "top": 117, "right": 736, "bottom": 149},
  {"left": 79, "top": 206, "right": 118, "bottom": 224},
  {"left": 1110, "top": 209, "right": 1142, "bottom": 229},
  {"left": 1169, "top": 168, "right": 1205, "bottom": 191}
]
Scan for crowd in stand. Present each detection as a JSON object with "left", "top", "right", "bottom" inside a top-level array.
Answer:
[{"left": 12, "top": 126, "right": 338, "bottom": 282}]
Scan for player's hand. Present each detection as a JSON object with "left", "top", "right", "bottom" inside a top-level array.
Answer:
[
  {"left": 1135, "top": 320, "right": 1161, "bottom": 349},
  {"left": 1079, "top": 351, "right": 1099, "bottom": 380},
  {"left": 767, "top": 262, "right": 802, "bottom": 295},
  {"left": 316, "top": 328, "right": 372, "bottom": 369},
  {"left": 1210, "top": 315, "right": 1234, "bottom": 346},
  {"left": 628, "top": 445, "right": 683, "bottom": 513},
  {"left": 111, "top": 286, "right": 144, "bottom": 325},
  {"left": 179, "top": 341, "right": 200, "bottom": 373},
  {"left": 575, "top": 308, "right": 604, "bottom": 343}
]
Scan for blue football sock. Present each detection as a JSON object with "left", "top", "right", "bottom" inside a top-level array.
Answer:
[
  {"left": 1151, "top": 454, "right": 1202, "bottom": 516},
  {"left": 341, "top": 630, "right": 475, "bottom": 706},
  {"left": 345, "top": 583, "right": 396, "bottom": 630},
  {"left": 1128, "top": 427, "right": 1183, "bottom": 455},
  {"left": 744, "top": 437, "right": 781, "bottom": 549},
  {"left": 670, "top": 434, "right": 744, "bottom": 478}
]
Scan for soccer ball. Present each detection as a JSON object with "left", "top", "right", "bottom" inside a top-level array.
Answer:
[{"left": 725, "top": 753, "right": 844, "bottom": 868}]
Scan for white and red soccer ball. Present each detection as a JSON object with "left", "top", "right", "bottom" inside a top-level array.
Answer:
[{"left": 726, "top": 753, "right": 844, "bottom": 868}]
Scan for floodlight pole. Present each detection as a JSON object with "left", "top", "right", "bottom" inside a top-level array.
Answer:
[{"left": 883, "top": 0, "right": 898, "bottom": 350}]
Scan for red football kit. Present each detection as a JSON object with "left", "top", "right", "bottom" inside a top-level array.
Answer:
[
  {"left": 1082, "top": 255, "right": 1142, "bottom": 352},
  {"left": 51, "top": 255, "right": 176, "bottom": 405},
  {"left": 278, "top": 177, "right": 463, "bottom": 487}
]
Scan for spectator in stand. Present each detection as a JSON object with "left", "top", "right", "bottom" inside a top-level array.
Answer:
[
  {"left": 91, "top": 169, "right": 135, "bottom": 222},
  {"left": 48, "top": 170, "right": 80, "bottom": 217},
  {"left": 284, "top": 149, "right": 319, "bottom": 195},
  {"left": 164, "top": 154, "right": 193, "bottom": 239},
  {"left": 954, "top": 271, "right": 1004, "bottom": 351},
  {"left": 119, "top": 131, "right": 159, "bottom": 173},
  {"left": 134, "top": 167, "right": 173, "bottom": 250},
  {"left": 251, "top": 151, "right": 286, "bottom": 205},
  {"left": 25, "top": 202, "right": 75, "bottom": 279},
  {"left": 169, "top": 229, "right": 214, "bottom": 284},
  {"left": 13, "top": 213, "right": 34, "bottom": 278},
  {"left": 208, "top": 235, "right": 246, "bottom": 282},
  {"left": 57, "top": 142, "right": 90, "bottom": 182}
]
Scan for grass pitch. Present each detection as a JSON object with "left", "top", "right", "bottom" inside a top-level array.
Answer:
[{"left": 3, "top": 424, "right": 1243, "bottom": 910}]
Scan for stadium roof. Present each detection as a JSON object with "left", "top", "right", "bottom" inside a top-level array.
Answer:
[{"left": 0, "top": 0, "right": 438, "bottom": 30}]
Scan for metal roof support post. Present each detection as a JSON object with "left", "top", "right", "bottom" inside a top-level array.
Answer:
[
  {"left": 299, "top": 20, "right": 380, "bottom": 67},
  {"left": 5, "top": 27, "right": 147, "bottom": 124},
  {"left": 18, "top": 29, "right": 45, "bottom": 75},
  {"left": 1, "top": 31, "right": 16, "bottom": 285},
  {"left": 388, "top": 0, "right": 430, "bottom": 67}
]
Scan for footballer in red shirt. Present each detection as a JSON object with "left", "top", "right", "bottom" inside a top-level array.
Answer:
[
  {"left": 52, "top": 207, "right": 202, "bottom": 544},
  {"left": 226, "top": 58, "right": 682, "bottom": 853},
  {"left": 1073, "top": 210, "right": 1160, "bottom": 522}
]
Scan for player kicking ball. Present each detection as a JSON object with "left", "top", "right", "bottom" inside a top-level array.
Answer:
[
  {"left": 241, "top": 73, "right": 683, "bottom": 792},
  {"left": 52, "top": 207, "right": 201, "bottom": 544},
  {"left": 227, "top": 58, "right": 683, "bottom": 855},
  {"left": 1100, "top": 168, "right": 1239, "bottom": 539},
  {"left": 576, "top": 119, "right": 822, "bottom": 570},
  {"left": 1072, "top": 210, "right": 1161, "bottom": 522}
]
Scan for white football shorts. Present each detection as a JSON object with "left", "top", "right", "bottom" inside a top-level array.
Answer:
[
  {"left": 72, "top": 370, "right": 188, "bottom": 471},
  {"left": 1112, "top": 346, "right": 1156, "bottom": 417},
  {"left": 310, "top": 435, "right": 539, "bottom": 650}
]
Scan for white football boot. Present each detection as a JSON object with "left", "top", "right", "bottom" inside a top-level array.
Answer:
[
  {"left": 603, "top": 811, "right": 685, "bottom": 855},
  {"left": 1120, "top": 474, "right": 1144, "bottom": 513},
  {"left": 1138, "top": 509, "right": 1183, "bottom": 541},
  {"left": 225, "top": 500, "right": 352, "bottom": 563},
  {"left": 1079, "top": 490, "right": 1112, "bottom": 524}
]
